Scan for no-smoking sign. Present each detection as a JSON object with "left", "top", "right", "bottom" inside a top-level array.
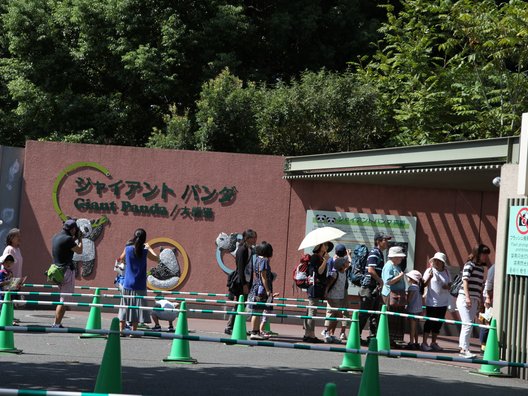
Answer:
[{"left": 516, "top": 207, "right": 528, "bottom": 235}]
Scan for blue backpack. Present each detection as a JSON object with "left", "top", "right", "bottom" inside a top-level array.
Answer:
[{"left": 348, "top": 244, "right": 369, "bottom": 286}]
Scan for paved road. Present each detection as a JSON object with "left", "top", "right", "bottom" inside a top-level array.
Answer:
[{"left": 1, "top": 310, "right": 527, "bottom": 395}]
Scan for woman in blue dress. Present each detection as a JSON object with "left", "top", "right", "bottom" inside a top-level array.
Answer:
[{"left": 117, "top": 228, "right": 158, "bottom": 335}]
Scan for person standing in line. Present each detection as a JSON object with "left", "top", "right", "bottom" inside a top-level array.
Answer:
[
  {"left": 225, "top": 229, "right": 257, "bottom": 335},
  {"left": 381, "top": 246, "right": 407, "bottom": 347},
  {"left": 322, "top": 257, "right": 349, "bottom": 343},
  {"left": 303, "top": 241, "right": 332, "bottom": 343},
  {"left": 457, "top": 244, "right": 490, "bottom": 358},
  {"left": 117, "top": 228, "right": 158, "bottom": 335},
  {"left": 248, "top": 241, "right": 277, "bottom": 340},
  {"left": 405, "top": 270, "right": 423, "bottom": 350},
  {"left": 3, "top": 228, "right": 22, "bottom": 279},
  {"left": 358, "top": 232, "right": 391, "bottom": 343},
  {"left": 421, "top": 252, "right": 451, "bottom": 352},
  {"left": 51, "top": 219, "right": 83, "bottom": 328},
  {"left": 479, "top": 263, "right": 495, "bottom": 353}
]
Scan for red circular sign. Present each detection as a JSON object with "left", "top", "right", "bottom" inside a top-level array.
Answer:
[{"left": 516, "top": 207, "right": 528, "bottom": 235}]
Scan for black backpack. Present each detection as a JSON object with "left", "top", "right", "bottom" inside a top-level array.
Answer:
[{"left": 348, "top": 244, "right": 369, "bottom": 286}]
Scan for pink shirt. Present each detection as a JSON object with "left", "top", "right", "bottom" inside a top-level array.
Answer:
[{"left": 3, "top": 246, "right": 23, "bottom": 278}]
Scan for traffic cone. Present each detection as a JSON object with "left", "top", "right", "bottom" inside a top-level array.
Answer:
[
  {"left": 376, "top": 304, "right": 390, "bottom": 352},
  {"left": 322, "top": 383, "right": 337, "bottom": 396},
  {"left": 263, "top": 320, "right": 278, "bottom": 336},
  {"left": 335, "top": 310, "right": 363, "bottom": 372},
  {"left": 231, "top": 295, "right": 248, "bottom": 341},
  {"left": 0, "top": 292, "right": 22, "bottom": 354},
  {"left": 477, "top": 318, "right": 507, "bottom": 376},
  {"left": 357, "top": 338, "right": 380, "bottom": 396},
  {"left": 94, "top": 317, "right": 121, "bottom": 393},
  {"left": 163, "top": 301, "right": 197, "bottom": 363},
  {"left": 81, "top": 288, "right": 105, "bottom": 338}
]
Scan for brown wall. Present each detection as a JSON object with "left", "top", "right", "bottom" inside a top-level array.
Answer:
[{"left": 20, "top": 141, "right": 498, "bottom": 298}]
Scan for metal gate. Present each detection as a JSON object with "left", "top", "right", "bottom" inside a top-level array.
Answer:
[{"left": 499, "top": 198, "right": 528, "bottom": 379}]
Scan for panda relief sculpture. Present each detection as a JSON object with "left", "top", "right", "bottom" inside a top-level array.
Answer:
[
  {"left": 147, "top": 248, "right": 181, "bottom": 291},
  {"left": 73, "top": 218, "right": 106, "bottom": 277}
]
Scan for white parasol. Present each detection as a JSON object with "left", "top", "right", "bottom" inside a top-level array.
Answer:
[{"left": 298, "top": 227, "right": 346, "bottom": 250}]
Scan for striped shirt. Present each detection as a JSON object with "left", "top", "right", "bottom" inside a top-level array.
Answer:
[{"left": 458, "top": 261, "right": 485, "bottom": 299}]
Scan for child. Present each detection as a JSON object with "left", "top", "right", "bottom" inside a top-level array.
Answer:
[
  {"left": 0, "top": 254, "right": 15, "bottom": 299},
  {"left": 322, "top": 257, "right": 349, "bottom": 343},
  {"left": 248, "top": 241, "right": 278, "bottom": 340},
  {"left": 406, "top": 270, "right": 423, "bottom": 350},
  {"left": 151, "top": 299, "right": 179, "bottom": 332}
]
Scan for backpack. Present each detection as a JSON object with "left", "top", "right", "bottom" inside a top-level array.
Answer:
[
  {"left": 348, "top": 244, "right": 369, "bottom": 286},
  {"left": 449, "top": 271, "right": 463, "bottom": 297},
  {"left": 292, "top": 254, "right": 312, "bottom": 289}
]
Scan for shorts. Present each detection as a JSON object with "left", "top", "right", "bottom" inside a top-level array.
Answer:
[
  {"left": 152, "top": 303, "right": 178, "bottom": 322},
  {"left": 58, "top": 268, "right": 75, "bottom": 303}
]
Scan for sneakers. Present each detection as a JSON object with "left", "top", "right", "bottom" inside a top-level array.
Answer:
[
  {"left": 250, "top": 332, "right": 266, "bottom": 340},
  {"left": 51, "top": 324, "right": 64, "bottom": 328},
  {"left": 167, "top": 326, "right": 174, "bottom": 332},
  {"left": 151, "top": 325, "right": 162, "bottom": 331},
  {"left": 430, "top": 342, "right": 443, "bottom": 352},
  {"left": 420, "top": 343, "right": 432, "bottom": 352},
  {"left": 224, "top": 328, "right": 232, "bottom": 335},
  {"left": 339, "top": 333, "right": 347, "bottom": 342},
  {"left": 407, "top": 342, "right": 420, "bottom": 350},
  {"left": 459, "top": 349, "right": 476, "bottom": 359}
]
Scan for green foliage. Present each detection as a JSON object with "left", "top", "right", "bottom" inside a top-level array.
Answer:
[
  {"left": 356, "top": 0, "right": 528, "bottom": 145},
  {"left": 194, "top": 68, "right": 262, "bottom": 153},
  {"left": 147, "top": 106, "right": 193, "bottom": 150}
]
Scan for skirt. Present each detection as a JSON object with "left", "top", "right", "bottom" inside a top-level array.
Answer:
[{"left": 118, "top": 288, "right": 151, "bottom": 323}]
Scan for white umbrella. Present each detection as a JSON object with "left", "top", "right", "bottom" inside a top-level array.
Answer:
[{"left": 298, "top": 227, "right": 346, "bottom": 250}]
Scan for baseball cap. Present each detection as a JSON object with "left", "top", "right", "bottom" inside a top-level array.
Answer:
[
  {"left": 333, "top": 257, "right": 348, "bottom": 271},
  {"left": 63, "top": 219, "right": 78, "bottom": 231},
  {"left": 374, "top": 232, "right": 392, "bottom": 241},
  {"left": 335, "top": 244, "right": 347, "bottom": 257}
]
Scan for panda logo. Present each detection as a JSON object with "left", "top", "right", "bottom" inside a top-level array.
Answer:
[
  {"left": 326, "top": 216, "right": 336, "bottom": 224},
  {"left": 315, "top": 214, "right": 327, "bottom": 222}
]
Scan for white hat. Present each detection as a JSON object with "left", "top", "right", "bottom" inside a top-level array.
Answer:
[
  {"left": 388, "top": 246, "right": 406, "bottom": 258},
  {"left": 406, "top": 270, "right": 422, "bottom": 283},
  {"left": 429, "top": 252, "right": 447, "bottom": 265},
  {"left": 0, "top": 253, "right": 16, "bottom": 264}
]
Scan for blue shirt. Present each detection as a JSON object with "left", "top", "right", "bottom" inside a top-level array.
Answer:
[
  {"left": 123, "top": 245, "right": 148, "bottom": 291},
  {"left": 381, "top": 260, "right": 405, "bottom": 297}
]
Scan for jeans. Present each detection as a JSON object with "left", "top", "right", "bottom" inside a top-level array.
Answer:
[
  {"left": 456, "top": 294, "right": 479, "bottom": 350},
  {"left": 358, "top": 287, "right": 382, "bottom": 337}
]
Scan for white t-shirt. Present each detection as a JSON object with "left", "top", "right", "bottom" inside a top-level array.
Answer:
[
  {"left": 3, "top": 246, "right": 23, "bottom": 278},
  {"left": 423, "top": 267, "right": 451, "bottom": 307}
]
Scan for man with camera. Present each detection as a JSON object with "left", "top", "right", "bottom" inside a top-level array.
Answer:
[{"left": 51, "top": 219, "right": 83, "bottom": 327}]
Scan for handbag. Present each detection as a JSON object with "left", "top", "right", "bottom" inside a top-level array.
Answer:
[{"left": 45, "top": 264, "right": 65, "bottom": 284}]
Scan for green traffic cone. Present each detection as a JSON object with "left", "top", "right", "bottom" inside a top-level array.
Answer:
[
  {"left": 81, "top": 288, "right": 105, "bottom": 338},
  {"left": 322, "top": 382, "right": 337, "bottom": 396},
  {"left": 94, "top": 317, "right": 122, "bottom": 393},
  {"left": 358, "top": 338, "right": 380, "bottom": 396},
  {"left": 376, "top": 304, "right": 390, "bottom": 352},
  {"left": 335, "top": 310, "right": 363, "bottom": 372},
  {"left": 231, "top": 295, "right": 248, "bottom": 341},
  {"left": 163, "top": 301, "right": 197, "bottom": 363},
  {"left": 0, "top": 292, "right": 22, "bottom": 354},
  {"left": 477, "top": 318, "right": 507, "bottom": 377}
]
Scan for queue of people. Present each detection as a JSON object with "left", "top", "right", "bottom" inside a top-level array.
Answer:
[{"left": 0, "top": 217, "right": 494, "bottom": 357}]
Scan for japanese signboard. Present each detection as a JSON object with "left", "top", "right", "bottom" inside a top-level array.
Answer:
[
  {"left": 304, "top": 209, "right": 417, "bottom": 270},
  {"left": 506, "top": 206, "right": 528, "bottom": 276}
]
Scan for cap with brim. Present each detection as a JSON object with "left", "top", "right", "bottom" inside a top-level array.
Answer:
[
  {"left": 388, "top": 246, "right": 406, "bottom": 258},
  {"left": 63, "top": 219, "right": 78, "bottom": 231},
  {"left": 429, "top": 252, "right": 447, "bottom": 265},
  {"left": 374, "top": 232, "right": 392, "bottom": 241},
  {"left": 406, "top": 270, "right": 422, "bottom": 283},
  {"left": 335, "top": 244, "right": 347, "bottom": 257},
  {"left": 0, "top": 253, "right": 16, "bottom": 264}
]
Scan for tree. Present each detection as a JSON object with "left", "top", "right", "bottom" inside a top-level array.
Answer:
[
  {"left": 194, "top": 68, "right": 262, "bottom": 153},
  {"left": 356, "top": 0, "right": 528, "bottom": 145}
]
